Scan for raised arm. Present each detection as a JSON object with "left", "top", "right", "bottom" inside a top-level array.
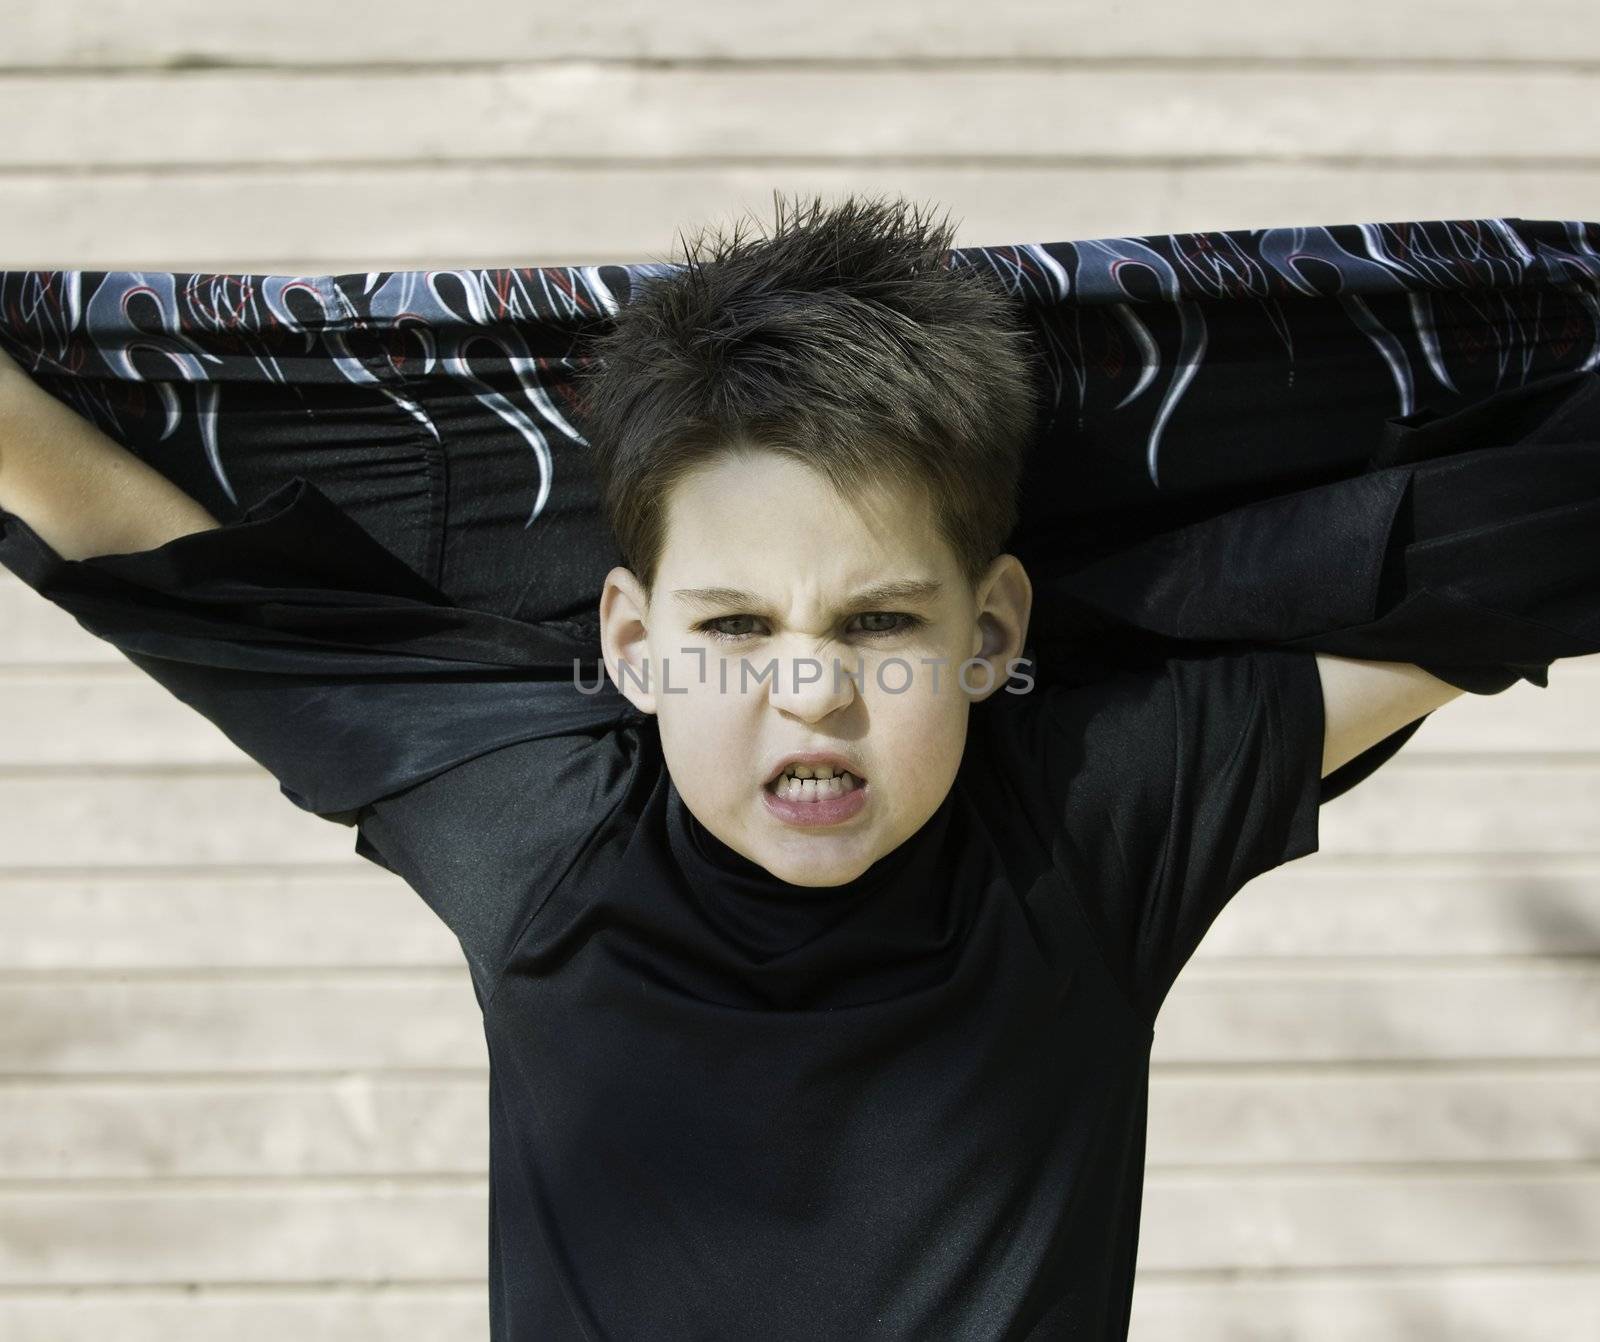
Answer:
[
  {"left": 1313, "top": 653, "right": 1466, "bottom": 779},
  {"left": 0, "top": 344, "right": 221, "bottom": 561}
]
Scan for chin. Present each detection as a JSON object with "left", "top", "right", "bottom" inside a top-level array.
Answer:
[
  {"left": 776, "top": 867, "right": 853, "bottom": 889},
  {"left": 763, "top": 848, "right": 870, "bottom": 888}
]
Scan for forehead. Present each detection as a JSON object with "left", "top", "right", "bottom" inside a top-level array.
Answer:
[{"left": 660, "top": 451, "right": 942, "bottom": 571}]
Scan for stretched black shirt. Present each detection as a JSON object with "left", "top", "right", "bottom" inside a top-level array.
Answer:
[{"left": 0, "top": 478, "right": 1325, "bottom": 1340}]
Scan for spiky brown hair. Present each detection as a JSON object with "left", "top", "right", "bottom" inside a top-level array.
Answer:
[{"left": 574, "top": 190, "right": 1043, "bottom": 600}]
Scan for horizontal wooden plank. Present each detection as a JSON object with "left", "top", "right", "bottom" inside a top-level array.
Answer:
[
  {"left": 6, "top": 856, "right": 1600, "bottom": 971},
  {"left": 7, "top": 66, "right": 1598, "bottom": 170},
  {"left": 0, "top": 1076, "right": 487, "bottom": 1179},
  {"left": 1146, "top": 1066, "right": 1600, "bottom": 1165},
  {"left": 1, "top": 977, "right": 484, "bottom": 1073},
  {"left": 0, "top": 1270, "right": 1596, "bottom": 1342},
  {"left": 0, "top": 872, "right": 458, "bottom": 971},
  {"left": 1136, "top": 1169, "right": 1600, "bottom": 1271},
  {"left": 0, "top": 774, "right": 359, "bottom": 868},
  {"left": 0, "top": 163, "right": 1594, "bottom": 272},
  {"left": 1159, "top": 962, "right": 1600, "bottom": 1061},
  {"left": 0, "top": 586, "right": 125, "bottom": 666},
  {"left": 3, "top": 1171, "right": 1599, "bottom": 1286},
  {"left": 77, "top": 253, "right": 626, "bottom": 275},
  {"left": 3, "top": 1067, "right": 1598, "bottom": 1180},
  {"left": 7, "top": 0, "right": 1597, "bottom": 67},
  {"left": 1130, "top": 1267, "right": 1600, "bottom": 1341},
  {"left": 2, "top": 757, "right": 1598, "bottom": 871},
  {"left": 1, "top": 658, "right": 1596, "bottom": 762},
  {"left": 1308, "top": 760, "right": 1600, "bottom": 857},
  {"left": 3, "top": 965, "right": 1600, "bottom": 1074},
  {"left": 0, "top": 674, "right": 265, "bottom": 766},
  {"left": 1202, "top": 858, "right": 1600, "bottom": 958},
  {"left": 1, "top": 1287, "right": 484, "bottom": 1342},
  {"left": 0, "top": 1183, "right": 487, "bottom": 1285}
]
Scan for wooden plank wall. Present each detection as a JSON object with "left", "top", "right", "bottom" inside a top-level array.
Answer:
[{"left": 2, "top": 3, "right": 1598, "bottom": 1337}]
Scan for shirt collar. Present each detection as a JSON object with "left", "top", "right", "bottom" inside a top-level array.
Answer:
[{"left": 669, "top": 785, "right": 926, "bottom": 903}]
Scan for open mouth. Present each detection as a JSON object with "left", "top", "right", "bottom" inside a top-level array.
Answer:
[{"left": 764, "top": 768, "right": 866, "bottom": 801}]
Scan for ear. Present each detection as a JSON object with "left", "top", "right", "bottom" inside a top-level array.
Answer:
[
  {"left": 967, "top": 553, "right": 1033, "bottom": 704},
  {"left": 598, "top": 565, "right": 659, "bottom": 715}
]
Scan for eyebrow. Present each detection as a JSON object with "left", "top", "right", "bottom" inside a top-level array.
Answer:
[{"left": 671, "top": 578, "right": 944, "bottom": 615}]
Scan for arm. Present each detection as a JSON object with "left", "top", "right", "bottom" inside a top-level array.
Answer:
[
  {"left": 1313, "top": 652, "right": 1466, "bottom": 779},
  {"left": 0, "top": 346, "right": 221, "bottom": 561}
]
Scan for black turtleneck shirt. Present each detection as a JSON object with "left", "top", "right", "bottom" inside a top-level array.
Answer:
[
  {"left": 0, "top": 480, "right": 1326, "bottom": 1341},
  {"left": 346, "top": 643, "right": 1324, "bottom": 1341}
]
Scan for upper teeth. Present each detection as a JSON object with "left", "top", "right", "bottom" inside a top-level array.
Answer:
[{"left": 785, "top": 763, "right": 836, "bottom": 779}]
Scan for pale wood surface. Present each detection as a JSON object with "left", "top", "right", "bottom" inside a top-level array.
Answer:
[{"left": 2, "top": 4, "right": 1597, "bottom": 1337}]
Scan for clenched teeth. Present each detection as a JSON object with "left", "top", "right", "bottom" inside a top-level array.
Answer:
[{"left": 769, "top": 769, "right": 861, "bottom": 801}]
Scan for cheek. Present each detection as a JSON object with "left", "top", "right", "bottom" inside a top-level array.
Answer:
[
  {"left": 872, "top": 678, "right": 969, "bottom": 778},
  {"left": 657, "top": 684, "right": 753, "bottom": 783}
]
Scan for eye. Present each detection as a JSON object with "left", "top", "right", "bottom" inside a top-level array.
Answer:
[
  {"left": 854, "top": 611, "right": 917, "bottom": 636},
  {"left": 693, "top": 613, "right": 925, "bottom": 643}
]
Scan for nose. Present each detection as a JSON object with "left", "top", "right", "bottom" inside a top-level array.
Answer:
[{"left": 765, "top": 644, "right": 862, "bottom": 719}]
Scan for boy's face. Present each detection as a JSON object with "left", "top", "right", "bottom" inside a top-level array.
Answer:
[{"left": 600, "top": 450, "right": 1031, "bottom": 889}]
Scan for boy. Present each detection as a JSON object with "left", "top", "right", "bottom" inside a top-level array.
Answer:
[{"left": 0, "top": 195, "right": 1472, "bottom": 1340}]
